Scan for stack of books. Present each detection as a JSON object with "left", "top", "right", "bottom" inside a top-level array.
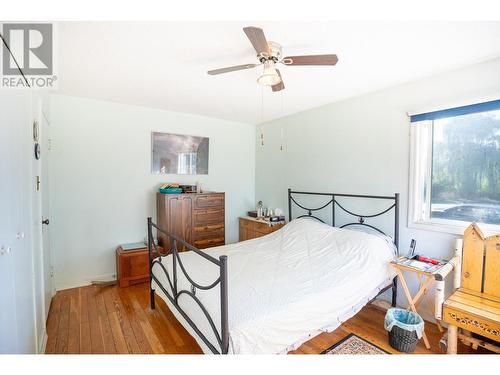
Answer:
[{"left": 159, "top": 183, "right": 183, "bottom": 194}]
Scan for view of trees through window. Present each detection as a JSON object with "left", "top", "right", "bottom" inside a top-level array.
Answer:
[{"left": 431, "top": 109, "right": 500, "bottom": 225}]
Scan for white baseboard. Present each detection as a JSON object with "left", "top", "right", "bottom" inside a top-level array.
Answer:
[
  {"left": 56, "top": 273, "right": 116, "bottom": 291},
  {"left": 370, "top": 298, "right": 392, "bottom": 311}
]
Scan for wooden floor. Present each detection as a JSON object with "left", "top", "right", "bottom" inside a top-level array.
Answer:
[{"left": 45, "top": 282, "right": 481, "bottom": 354}]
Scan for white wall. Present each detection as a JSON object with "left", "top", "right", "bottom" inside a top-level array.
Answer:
[
  {"left": 50, "top": 95, "right": 255, "bottom": 290},
  {"left": 255, "top": 57, "right": 500, "bottom": 316}
]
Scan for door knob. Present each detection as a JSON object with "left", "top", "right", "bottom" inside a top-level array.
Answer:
[{"left": 42, "top": 219, "right": 50, "bottom": 225}]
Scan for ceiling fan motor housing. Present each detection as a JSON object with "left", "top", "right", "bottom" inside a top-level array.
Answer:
[{"left": 258, "top": 41, "right": 282, "bottom": 63}]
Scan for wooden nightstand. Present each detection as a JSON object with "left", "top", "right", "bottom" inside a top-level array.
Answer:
[
  {"left": 116, "top": 245, "right": 162, "bottom": 287},
  {"left": 239, "top": 216, "right": 285, "bottom": 241}
]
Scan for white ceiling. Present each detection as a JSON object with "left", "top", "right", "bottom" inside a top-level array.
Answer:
[{"left": 56, "top": 21, "right": 500, "bottom": 124}]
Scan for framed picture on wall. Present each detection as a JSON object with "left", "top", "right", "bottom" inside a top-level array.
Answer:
[{"left": 151, "top": 132, "right": 209, "bottom": 175}]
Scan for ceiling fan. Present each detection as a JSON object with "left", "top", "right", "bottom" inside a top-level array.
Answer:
[{"left": 207, "top": 26, "right": 338, "bottom": 92}]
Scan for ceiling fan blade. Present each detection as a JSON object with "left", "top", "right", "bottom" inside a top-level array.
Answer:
[
  {"left": 271, "top": 69, "right": 285, "bottom": 92},
  {"left": 243, "top": 26, "right": 270, "bottom": 56},
  {"left": 282, "top": 54, "right": 338, "bottom": 66},
  {"left": 207, "top": 63, "right": 259, "bottom": 75}
]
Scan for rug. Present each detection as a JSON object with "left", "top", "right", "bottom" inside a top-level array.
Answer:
[{"left": 321, "top": 333, "right": 389, "bottom": 354}]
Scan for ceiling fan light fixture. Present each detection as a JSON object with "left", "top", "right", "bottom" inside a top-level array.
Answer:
[{"left": 257, "top": 61, "right": 281, "bottom": 86}]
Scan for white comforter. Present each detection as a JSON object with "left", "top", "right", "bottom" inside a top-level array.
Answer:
[{"left": 152, "top": 218, "right": 396, "bottom": 354}]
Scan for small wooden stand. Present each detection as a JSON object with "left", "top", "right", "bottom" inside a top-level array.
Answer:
[
  {"left": 239, "top": 216, "right": 285, "bottom": 241},
  {"left": 390, "top": 259, "right": 453, "bottom": 350}
]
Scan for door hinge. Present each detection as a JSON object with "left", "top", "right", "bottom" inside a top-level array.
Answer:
[
  {"left": 36, "top": 176, "right": 40, "bottom": 191},
  {"left": 48, "top": 138, "right": 52, "bottom": 151}
]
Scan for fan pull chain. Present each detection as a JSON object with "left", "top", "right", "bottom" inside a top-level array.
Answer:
[
  {"left": 280, "top": 90, "right": 284, "bottom": 151},
  {"left": 260, "top": 86, "right": 264, "bottom": 146}
]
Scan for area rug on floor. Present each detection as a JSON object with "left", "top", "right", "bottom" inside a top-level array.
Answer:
[{"left": 321, "top": 333, "right": 389, "bottom": 354}]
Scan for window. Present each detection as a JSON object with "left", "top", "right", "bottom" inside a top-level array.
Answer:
[
  {"left": 409, "top": 100, "right": 500, "bottom": 234},
  {"left": 177, "top": 152, "right": 197, "bottom": 174}
]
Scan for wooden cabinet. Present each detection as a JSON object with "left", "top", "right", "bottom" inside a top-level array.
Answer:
[
  {"left": 239, "top": 216, "right": 285, "bottom": 241},
  {"left": 157, "top": 192, "right": 225, "bottom": 251},
  {"left": 116, "top": 246, "right": 162, "bottom": 288}
]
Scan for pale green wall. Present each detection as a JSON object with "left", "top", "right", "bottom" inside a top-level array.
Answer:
[
  {"left": 255, "top": 57, "right": 500, "bottom": 313},
  {"left": 50, "top": 95, "right": 256, "bottom": 290}
]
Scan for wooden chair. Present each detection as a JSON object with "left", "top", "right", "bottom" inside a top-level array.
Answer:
[{"left": 442, "top": 223, "right": 500, "bottom": 353}]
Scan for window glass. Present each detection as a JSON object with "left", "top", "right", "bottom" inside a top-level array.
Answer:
[{"left": 430, "top": 110, "right": 500, "bottom": 225}]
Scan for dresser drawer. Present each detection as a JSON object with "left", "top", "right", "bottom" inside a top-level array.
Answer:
[
  {"left": 194, "top": 208, "right": 224, "bottom": 224},
  {"left": 193, "top": 223, "right": 225, "bottom": 239},
  {"left": 195, "top": 194, "right": 224, "bottom": 209},
  {"left": 193, "top": 237, "right": 225, "bottom": 249}
]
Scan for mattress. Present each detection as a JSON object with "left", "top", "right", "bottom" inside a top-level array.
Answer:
[{"left": 151, "top": 217, "right": 397, "bottom": 354}]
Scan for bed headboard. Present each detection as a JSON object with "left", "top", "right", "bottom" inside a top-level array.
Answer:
[{"left": 288, "top": 189, "right": 400, "bottom": 253}]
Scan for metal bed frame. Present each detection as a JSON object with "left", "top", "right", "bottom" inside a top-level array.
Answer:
[{"left": 147, "top": 189, "right": 400, "bottom": 354}]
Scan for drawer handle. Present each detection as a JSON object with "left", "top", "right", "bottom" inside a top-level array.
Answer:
[{"left": 464, "top": 271, "right": 470, "bottom": 278}]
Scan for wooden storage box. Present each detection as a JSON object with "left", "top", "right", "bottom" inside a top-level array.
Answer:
[{"left": 116, "top": 246, "right": 162, "bottom": 288}]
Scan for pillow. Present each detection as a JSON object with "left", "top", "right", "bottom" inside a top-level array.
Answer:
[{"left": 342, "top": 225, "right": 397, "bottom": 254}]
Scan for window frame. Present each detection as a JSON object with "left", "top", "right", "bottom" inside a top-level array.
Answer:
[{"left": 408, "top": 101, "right": 500, "bottom": 235}]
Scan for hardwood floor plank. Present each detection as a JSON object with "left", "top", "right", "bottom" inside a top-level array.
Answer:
[
  {"left": 87, "top": 285, "right": 105, "bottom": 353},
  {"left": 101, "top": 286, "right": 129, "bottom": 354},
  {"left": 107, "top": 286, "right": 142, "bottom": 354},
  {"left": 155, "top": 293, "right": 195, "bottom": 348},
  {"left": 45, "top": 291, "right": 62, "bottom": 354},
  {"left": 46, "top": 282, "right": 489, "bottom": 355},
  {"left": 94, "top": 286, "right": 117, "bottom": 354},
  {"left": 55, "top": 291, "right": 70, "bottom": 353},
  {"left": 67, "top": 288, "right": 81, "bottom": 353},
  {"left": 79, "top": 286, "right": 92, "bottom": 354},
  {"left": 117, "top": 287, "right": 153, "bottom": 353},
  {"left": 131, "top": 286, "right": 180, "bottom": 354},
  {"left": 127, "top": 287, "right": 165, "bottom": 353}
]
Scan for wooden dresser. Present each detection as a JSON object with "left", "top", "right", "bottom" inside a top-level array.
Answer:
[
  {"left": 156, "top": 192, "right": 225, "bottom": 250},
  {"left": 239, "top": 216, "right": 285, "bottom": 241}
]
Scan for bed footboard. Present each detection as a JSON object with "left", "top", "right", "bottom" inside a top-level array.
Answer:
[{"left": 147, "top": 217, "right": 229, "bottom": 354}]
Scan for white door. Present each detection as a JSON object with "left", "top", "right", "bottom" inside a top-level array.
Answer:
[
  {"left": 0, "top": 90, "right": 36, "bottom": 353},
  {"left": 40, "top": 109, "right": 54, "bottom": 317},
  {"left": 31, "top": 97, "right": 54, "bottom": 352},
  {"left": 0, "top": 97, "right": 19, "bottom": 353}
]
